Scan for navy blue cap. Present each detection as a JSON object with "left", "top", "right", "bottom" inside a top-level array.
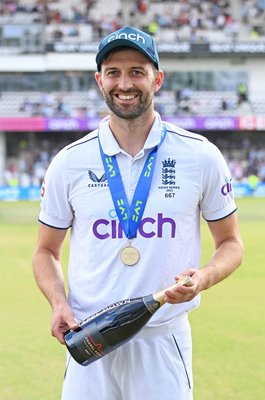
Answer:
[{"left": 96, "top": 26, "right": 160, "bottom": 71}]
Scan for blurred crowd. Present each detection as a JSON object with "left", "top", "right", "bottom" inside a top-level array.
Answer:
[
  {"left": 14, "top": 84, "right": 255, "bottom": 118},
  {"left": 3, "top": 134, "right": 265, "bottom": 189},
  {"left": 241, "top": 0, "right": 265, "bottom": 38},
  {"left": 19, "top": 93, "right": 73, "bottom": 118},
  {"left": 0, "top": 1, "right": 263, "bottom": 117},
  {"left": 0, "top": 0, "right": 264, "bottom": 44},
  {"left": 1, "top": 0, "right": 265, "bottom": 190},
  {"left": 18, "top": 87, "right": 108, "bottom": 118},
  {"left": 4, "top": 137, "right": 71, "bottom": 187},
  {"left": 218, "top": 137, "right": 265, "bottom": 186}
]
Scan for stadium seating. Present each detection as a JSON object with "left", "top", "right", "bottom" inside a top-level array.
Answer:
[
  {"left": 0, "top": 0, "right": 264, "bottom": 47},
  {"left": 1, "top": 89, "right": 265, "bottom": 117},
  {"left": 0, "top": 0, "right": 265, "bottom": 188}
]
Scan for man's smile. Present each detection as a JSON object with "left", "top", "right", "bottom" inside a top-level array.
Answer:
[{"left": 115, "top": 93, "right": 139, "bottom": 101}]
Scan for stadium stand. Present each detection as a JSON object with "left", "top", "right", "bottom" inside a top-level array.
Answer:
[
  {"left": 0, "top": 0, "right": 265, "bottom": 193},
  {"left": 1, "top": 0, "right": 264, "bottom": 50},
  {"left": 3, "top": 129, "right": 265, "bottom": 188}
]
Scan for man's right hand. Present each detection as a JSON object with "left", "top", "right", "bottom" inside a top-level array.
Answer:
[{"left": 51, "top": 304, "right": 80, "bottom": 344}]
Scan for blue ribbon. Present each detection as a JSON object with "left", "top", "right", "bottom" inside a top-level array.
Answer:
[{"left": 98, "top": 123, "right": 167, "bottom": 239}]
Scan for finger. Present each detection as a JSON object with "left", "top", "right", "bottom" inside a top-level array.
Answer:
[
  {"left": 51, "top": 326, "right": 66, "bottom": 343},
  {"left": 175, "top": 270, "right": 196, "bottom": 283},
  {"left": 52, "top": 323, "right": 71, "bottom": 344},
  {"left": 57, "top": 333, "right": 66, "bottom": 344},
  {"left": 164, "top": 284, "right": 194, "bottom": 303},
  {"left": 67, "top": 319, "right": 80, "bottom": 330}
]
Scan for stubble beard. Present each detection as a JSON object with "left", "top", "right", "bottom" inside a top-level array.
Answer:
[{"left": 102, "top": 89, "right": 153, "bottom": 120}]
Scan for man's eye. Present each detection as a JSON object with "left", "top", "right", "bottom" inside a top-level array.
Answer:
[
  {"left": 106, "top": 71, "right": 118, "bottom": 77},
  {"left": 132, "top": 70, "right": 144, "bottom": 75}
]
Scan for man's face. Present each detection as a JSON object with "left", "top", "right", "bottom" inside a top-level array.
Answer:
[{"left": 95, "top": 49, "right": 163, "bottom": 120}]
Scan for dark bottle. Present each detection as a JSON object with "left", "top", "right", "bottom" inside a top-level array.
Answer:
[{"left": 64, "top": 276, "right": 193, "bottom": 366}]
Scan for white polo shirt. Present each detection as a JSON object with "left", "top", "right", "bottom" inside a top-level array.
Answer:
[{"left": 39, "top": 113, "right": 236, "bottom": 324}]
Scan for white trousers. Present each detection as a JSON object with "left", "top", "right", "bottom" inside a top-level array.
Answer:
[{"left": 62, "top": 314, "right": 193, "bottom": 400}]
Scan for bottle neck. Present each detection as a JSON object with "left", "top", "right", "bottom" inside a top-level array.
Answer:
[
  {"left": 152, "top": 284, "right": 174, "bottom": 306},
  {"left": 152, "top": 276, "right": 193, "bottom": 306}
]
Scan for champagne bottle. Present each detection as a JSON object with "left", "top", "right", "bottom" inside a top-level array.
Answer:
[{"left": 64, "top": 275, "right": 193, "bottom": 366}]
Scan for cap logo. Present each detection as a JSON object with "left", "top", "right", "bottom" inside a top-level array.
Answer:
[{"left": 107, "top": 32, "right": 146, "bottom": 44}]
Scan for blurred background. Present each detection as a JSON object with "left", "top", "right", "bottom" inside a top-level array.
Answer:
[
  {"left": 0, "top": 1, "right": 264, "bottom": 400},
  {"left": 0, "top": 0, "right": 265, "bottom": 198}
]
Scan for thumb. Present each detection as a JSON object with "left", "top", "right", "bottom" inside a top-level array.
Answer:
[{"left": 66, "top": 316, "right": 80, "bottom": 331}]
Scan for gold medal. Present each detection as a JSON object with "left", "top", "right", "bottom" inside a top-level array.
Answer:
[{"left": 120, "top": 244, "right": 140, "bottom": 266}]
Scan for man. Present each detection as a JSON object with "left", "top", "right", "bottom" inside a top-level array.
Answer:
[{"left": 32, "top": 26, "right": 244, "bottom": 400}]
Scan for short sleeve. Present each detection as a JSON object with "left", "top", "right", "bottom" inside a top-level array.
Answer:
[
  {"left": 39, "top": 148, "right": 73, "bottom": 229},
  {"left": 200, "top": 141, "right": 237, "bottom": 221}
]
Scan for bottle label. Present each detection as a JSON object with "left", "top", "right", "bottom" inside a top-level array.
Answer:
[{"left": 73, "top": 321, "right": 110, "bottom": 364}]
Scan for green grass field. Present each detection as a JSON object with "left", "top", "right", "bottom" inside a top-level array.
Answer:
[{"left": 0, "top": 198, "right": 264, "bottom": 400}]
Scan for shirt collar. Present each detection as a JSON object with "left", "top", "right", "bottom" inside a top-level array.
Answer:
[{"left": 98, "top": 112, "right": 164, "bottom": 156}]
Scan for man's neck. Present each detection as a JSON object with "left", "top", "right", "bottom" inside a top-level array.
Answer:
[{"left": 109, "top": 112, "right": 156, "bottom": 157}]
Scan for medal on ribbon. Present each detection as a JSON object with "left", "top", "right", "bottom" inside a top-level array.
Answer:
[{"left": 98, "top": 123, "right": 167, "bottom": 266}]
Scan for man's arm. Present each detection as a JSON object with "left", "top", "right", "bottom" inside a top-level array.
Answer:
[
  {"left": 32, "top": 224, "right": 79, "bottom": 344},
  {"left": 199, "top": 211, "right": 244, "bottom": 289},
  {"left": 165, "top": 212, "right": 244, "bottom": 302}
]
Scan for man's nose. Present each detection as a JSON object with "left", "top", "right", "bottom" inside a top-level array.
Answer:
[{"left": 117, "top": 75, "right": 133, "bottom": 91}]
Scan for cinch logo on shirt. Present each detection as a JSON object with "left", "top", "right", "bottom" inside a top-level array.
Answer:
[
  {"left": 107, "top": 32, "right": 145, "bottom": 44},
  {"left": 92, "top": 213, "right": 176, "bottom": 239},
  {"left": 221, "top": 177, "right": 233, "bottom": 196}
]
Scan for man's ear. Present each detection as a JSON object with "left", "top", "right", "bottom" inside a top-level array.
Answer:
[
  {"left": 154, "top": 70, "right": 164, "bottom": 93},
  {"left": 95, "top": 72, "right": 103, "bottom": 92}
]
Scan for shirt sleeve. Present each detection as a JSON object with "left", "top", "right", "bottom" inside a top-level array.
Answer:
[
  {"left": 39, "top": 148, "right": 73, "bottom": 229},
  {"left": 200, "top": 140, "right": 237, "bottom": 221}
]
